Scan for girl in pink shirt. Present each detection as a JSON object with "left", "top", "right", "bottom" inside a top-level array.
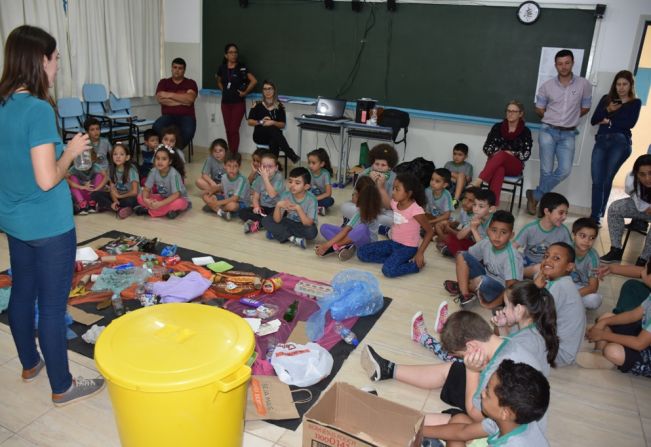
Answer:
[{"left": 357, "top": 173, "right": 434, "bottom": 277}]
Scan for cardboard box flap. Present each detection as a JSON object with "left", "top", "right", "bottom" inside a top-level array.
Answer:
[{"left": 304, "top": 382, "right": 424, "bottom": 447}]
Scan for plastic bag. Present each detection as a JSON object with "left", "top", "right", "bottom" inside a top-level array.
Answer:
[
  {"left": 270, "top": 342, "right": 333, "bottom": 387},
  {"left": 306, "top": 269, "right": 383, "bottom": 341}
]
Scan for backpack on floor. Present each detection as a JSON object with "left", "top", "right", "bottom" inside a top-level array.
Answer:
[
  {"left": 394, "top": 157, "right": 435, "bottom": 189},
  {"left": 379, "top": 108, "right": 410, "bottom": 145}
]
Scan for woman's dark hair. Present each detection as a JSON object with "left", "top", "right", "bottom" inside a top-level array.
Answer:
[
  {"left": 632, "top": 154, "right": 651, "bottom": 204},
  {"left": 109, "top": 143, "right": 134, "bottom": 186},
  {"left": 222, "top": 43, "right": 239, "bottom": 64},
  {"left": 537, "top": 192, "right": 569, "bottom": 218},
  {"left": 395, "top": 172, "right": 427, "bottom": 208},
  {"left": 507, "top": 281, "right": 559, "bottom": 367},
  {"left": 607, "top": 70, "right": 636, "bottom": 102},
  {"left": 261, "top": 79, "right": 280, "bottom": 106},
  {"left": 0, "top": 25, "right": 57, "bottom": 105},
  {"left": 355, "top": 176, "right": 382, "bottom": 223},
  {"left": 307, "top": 148, "right": 333, "bottom": 176},
  {"left": 154, "top": 144, "right": 185, "bottom": 178},
  {"left": 368, "top": 143, "right": 399, "bottom": 169}
]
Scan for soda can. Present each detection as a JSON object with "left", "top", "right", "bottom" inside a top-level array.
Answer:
[{"left": 164, "top": 255, "right": 181, "bottom": 267}]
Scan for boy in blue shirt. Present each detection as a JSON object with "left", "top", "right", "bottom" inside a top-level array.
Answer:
[{"left": 262, "top": 167, "right": 318, "bottom": 249}]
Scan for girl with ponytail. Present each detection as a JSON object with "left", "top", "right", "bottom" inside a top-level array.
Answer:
[{"left": 493, "top": 280, "right": 560, "bottom": 367}]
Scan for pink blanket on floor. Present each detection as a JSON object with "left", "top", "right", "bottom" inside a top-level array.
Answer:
[{"left": 224, "top": 272, "right": 357, "bottom": 375}]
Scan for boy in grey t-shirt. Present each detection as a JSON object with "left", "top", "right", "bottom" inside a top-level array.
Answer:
[
  {"left": 570, "top": 217, "right": 602, "bottom": 310},
  {"left": 262, "top": 167, "right": 318, "bottom": 248},
  {"left": 426, "top": 168, "right": 454, "bottom": 226},
  {"left": 538, "top": 242, "right": 586, "bottom": 366},
  {"left": 444, "top": 143, "right": 474, "bottom": 204},
  {"left": 203, "top": 153, "right": 250, "bottom": 220}
]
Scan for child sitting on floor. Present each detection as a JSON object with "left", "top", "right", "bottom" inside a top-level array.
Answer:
[
  {"left": 203, "top": 152, "right": 251, "bottom": 221},
  {"left": 307, "top": 148, "right": 334, "bottom": 216},
  {"left": 316, "top": 176, "right": 382, "bottom": 261},
  {"left": 262, "top": 167, "right": 318, "bottom": 249},
  {"left": 580, "top": 288, "right": 651, "bottom": 377},
  {"left": 357, "top": 172, "right": 434, "bottom": 278},
  {"left": 135, "top": 145, "right": 188, "bottom": 219},
  {"left": 240, "top": 151, "right": 285, "bottom": 233},
  {"left": 66, "top": 148, "right": 107, "bottom": 215},
  {"left": 443, "top": 143, "right": 473, "bottom": 206},
  {"left": 84, "top": 117, "right": 111, "bottom": 172},
  {"left": 434, "top": 187, "right": 475, "bottom": 246},
  {"left": 196, "top": 138, "right": 227, "bottom": 196},
  {"left": 91, "top": 142, "right": 139, "bottom": 219},
  {"left": 248, "top": 147, "right": 266, "bottom": 185},
  {"left": 535, "top": 242, "right": 586, "bottom": 366},
  {"left": 513, "top": 192, "right": 572, "bottom": 278},
  {"left": 161, "top": 125, "right": 186, "bottom": 162},
  {"left": 426, "top": 168, "right": 454, "bottom": 227},
  {"left": 422, "top": 359, "right": 550, "bottom": 447},
  {"left": 139, "top": 129, "right": 159, "bottom": 183},
  {"left": 362, "top": 310, "right": 550, "bottom": 428},
  {"left": 571, "top": 217, "right": 603, "bottom": 310},
  {"left": 341, "top": 143, "right": 398, "bottom": 228},
  {"left": 440, "top": 189, "right": 496, "bottom": 258},
  {"left": 444, "top": 210, "right": 522, "bottom": 308}
]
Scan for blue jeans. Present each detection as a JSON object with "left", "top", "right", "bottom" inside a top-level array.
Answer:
[
  {"left": 153, "top": 114, "right": 197, "bottom": 149},
  {"left": 357, "top": 240, "right": 419, "bottom": 278},
  {"left": 590, "top": 133, "right": 632, "bottom": 221},
  {"left": 318, "top": 197, "right": 335, "bottom": 209},
  {"left": 461, "top": 251, "right": 505, "bottom": 303},
  {"left": 533, "top": 124, "right": 576, "bottom": 201},
  {"left": 7, "top": 228, "right": 76, "bottom": 394}
]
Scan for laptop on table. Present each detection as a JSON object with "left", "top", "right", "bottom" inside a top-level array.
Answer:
[{"left": 304, "top": 97, "right": 347, "bottom": 121}]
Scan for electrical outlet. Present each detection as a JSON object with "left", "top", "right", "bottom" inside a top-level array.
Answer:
[{"left": 210, "top": 113, "right": 216, "bottom": 123}]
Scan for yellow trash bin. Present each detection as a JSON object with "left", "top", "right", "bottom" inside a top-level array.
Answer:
[{"left": 95, "top": 303, "right": 255, "bottom": 447}]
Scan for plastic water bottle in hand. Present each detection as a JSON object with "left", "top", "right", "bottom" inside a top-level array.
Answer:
[
  {"left": 74, "top": 147, "right": 92, "bottom": 170},
  {"left": 334, "top": 322, "right": 359, "bottom": 346}
]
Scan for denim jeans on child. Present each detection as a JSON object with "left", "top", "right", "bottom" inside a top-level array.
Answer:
[
  {"left": 590, "top": 133, "right": 632, "bottom": 221},
  {"left": 461, "top": 251, "right": 505, "bottom": 302},
  {"left": 533, "top": 124, "right": 576, "bottom": 201},
  {"left": 318, "top": 197, "right": 335, "bottom": 209},
  {"left": 357, "top": 240, "right": 419, "bottom": 278},
  {"left": 7, "top": 228, "right": 76, "bottom": 394}
]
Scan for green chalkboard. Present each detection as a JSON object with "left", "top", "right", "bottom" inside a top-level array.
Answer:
[{"left": 202, "top": 2, "right": 596, "bottom": 122}]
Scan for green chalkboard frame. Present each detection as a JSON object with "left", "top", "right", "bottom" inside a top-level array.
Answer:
[{"left": 202, "top": 2, "right": 596, "bottom": 122}]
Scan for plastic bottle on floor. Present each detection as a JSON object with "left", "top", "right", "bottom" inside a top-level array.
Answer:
[{"left": 334, "top": 322, "right": 359, "bottom": 346}]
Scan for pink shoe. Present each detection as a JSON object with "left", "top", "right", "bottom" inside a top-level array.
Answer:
[
  {"left": 410, "top": 311, "right": 429, "bottom": 342},
  {"left": 434, "top": 301, "right": 449, "bottom": 334}
]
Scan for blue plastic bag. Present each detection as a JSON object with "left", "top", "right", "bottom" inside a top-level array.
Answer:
[{"left": 306, "top": 269, "right": 384, "bottom": 342}]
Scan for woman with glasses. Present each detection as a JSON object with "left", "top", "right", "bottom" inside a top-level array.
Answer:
[
  {"left": 246, "top": 80, "right": 299, "bottom": 163},
  {"left": 469, "top": 100, "right": 533, "bottom": 204},
  {"left": 216, "top": 43, "right": 257, "bottom": 153}
]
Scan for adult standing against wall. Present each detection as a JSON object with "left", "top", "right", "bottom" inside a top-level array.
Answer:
[
  {"left": 589, "top": 70, "right": 641, "bottom": 224},
  {"left": 0, "top": 25, "right": 104, "bottom": 406},
  {"left": 217, "top": 43, "right": 257, "bottom": 153},
  {"left": 526, "top": 49, "right": 592, "bottom": 215},
  {"left": 154, "top": 57, "right": 198, "bottom": 149}
]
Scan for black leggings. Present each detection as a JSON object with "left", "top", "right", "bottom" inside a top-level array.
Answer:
[
  {"left": 91, "top": 191, "right": 137, "bottom": 211},
  {"left": 253, "top": 126, "right": 293, "bottom": 157}
]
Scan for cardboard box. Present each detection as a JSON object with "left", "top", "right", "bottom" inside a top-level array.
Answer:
[{"left": 303, "top": 382, "right": 424, "bottom": 447}]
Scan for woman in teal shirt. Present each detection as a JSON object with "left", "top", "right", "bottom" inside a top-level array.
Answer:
[{"left": 0, "top": 25, "right": 104, "bottom": 406}]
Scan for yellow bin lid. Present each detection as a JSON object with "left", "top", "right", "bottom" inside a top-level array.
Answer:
[{"left": 95, "top": 303, "right": 255, "bottom": 392}]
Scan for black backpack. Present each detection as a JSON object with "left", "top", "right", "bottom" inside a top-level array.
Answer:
[
  {"left": 379, "top": 108, "right": 410, "bottom": 145},
  {"left": 394, "top": 157, "right": 435, "bottom": 189}
]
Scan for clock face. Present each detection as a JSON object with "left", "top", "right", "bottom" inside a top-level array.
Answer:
[{"left": 518, "top": 1, "right": 540, "bottom": 24}]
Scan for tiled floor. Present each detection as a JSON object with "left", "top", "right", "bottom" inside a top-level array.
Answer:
[{"left": 0, "top": 150, "right": 649, "bottom": 446}]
